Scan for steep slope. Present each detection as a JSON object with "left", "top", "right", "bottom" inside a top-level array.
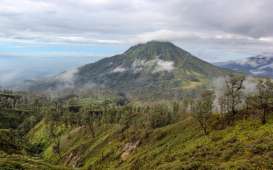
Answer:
[
  {"left": 27, "top": 116, "right": 273, "bottom": 170},
  {"left": 30, "top": 41, "right": 232, "bottom": 98},
  {"left": 0, "top": 153, "right": 67, "bottom": 170},
  {"left": 215, "top": 54, "right": 273, "bottom": 78},
  {"left": 76, "top": 41, "right": 228, "bottom": 87}
]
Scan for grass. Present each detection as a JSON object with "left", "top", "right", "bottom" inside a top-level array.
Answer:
[
  {"left": 0, "top": 152, "right": 68, "bottom": 170},
  {"left": 16, "top": 115, "right": 273, "bottom": 169}
]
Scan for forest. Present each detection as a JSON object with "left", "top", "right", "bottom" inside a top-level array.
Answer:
[{"left": 0, "top": 75, "right": 273, "bottom": 169}]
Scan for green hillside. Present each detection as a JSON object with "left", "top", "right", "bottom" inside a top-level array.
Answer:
[
  {"left": 1, "top": 77, "right": 273, "bottom": 169},
  {"left": 0, "top": 153, "right": 67, "bottom": 170},
  {"left": 25, "top": 114, "right": 273, "bottom": 170}
]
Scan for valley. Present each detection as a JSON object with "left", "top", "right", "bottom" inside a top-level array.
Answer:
[{"left": 0, "top": 42, "right": 273, "bottom": 170}]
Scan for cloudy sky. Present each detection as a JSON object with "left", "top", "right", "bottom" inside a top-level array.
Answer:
[{"left": 1, "top": 0, "right": 273, "bottom": 62}]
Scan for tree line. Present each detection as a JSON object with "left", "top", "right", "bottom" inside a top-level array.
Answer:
[
  {"left": 1, "top": 75, "right": 272, "bottom": 157},
  {"left": 192, "top": 75, "right": 273, "bottom": 135}
]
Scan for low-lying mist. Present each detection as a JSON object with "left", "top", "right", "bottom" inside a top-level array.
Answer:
[{"left": 0, "top": 55, "right": 95, "bottom": 89}]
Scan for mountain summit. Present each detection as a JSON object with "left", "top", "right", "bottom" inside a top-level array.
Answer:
[
  {"left": 30, "top": 41, "right": 231, "bottom": 99},
  {"left": 124, "top": 41, "right": 189, "bottom": 61}
]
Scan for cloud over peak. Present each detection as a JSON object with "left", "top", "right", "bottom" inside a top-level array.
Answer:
[{"left": 0, "top": 0, "right": 272, "bottom": 60}]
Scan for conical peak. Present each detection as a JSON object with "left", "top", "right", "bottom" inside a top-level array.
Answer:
[
  {"left": 123, "top": 41, "right": 191, "bottom": 61},
  {"left": 125, "top": 41, "right": 176, "bottom": 54}
]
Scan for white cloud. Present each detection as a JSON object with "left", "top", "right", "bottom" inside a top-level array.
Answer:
[
  {"left": 131, "top": 57, "right": 175, "bottom": 73},
  {"left": 111, "top": 66, "right": 127, "bottom": 73},
  {"left": 132, "top": 29, "right": 258, "bottom": 44},
  {"left": 0, "top": 71, "right": 20, "bottom": 86},
  {"left": 259, "top": 37, "right": 273, "bottom": 43},
  {"left": 56, "top": 68, "right": 78, "bottom": 82},
  {"left": 0, "top": 0, "right": 273, "bottom": 59},
  {"left": 154, "top": 59, "right": 174, "bottom": 72}
]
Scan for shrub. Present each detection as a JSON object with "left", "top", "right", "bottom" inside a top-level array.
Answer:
[
  {"left": 25, "top": 143, "right": 45, "bottom": 156},
  {"left": 250, "top": 143, "right": 269, "bottom": 154}
]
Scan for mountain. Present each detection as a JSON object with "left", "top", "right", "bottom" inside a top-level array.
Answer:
[
  {"left": 215, "top": 54, "right": 273, "bottom": 78},
  {"left": 29, "top": 41, "right": 232, "bottom": 99}
]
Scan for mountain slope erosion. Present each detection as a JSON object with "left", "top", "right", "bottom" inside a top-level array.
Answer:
[{"left": 31, "top": 41, "right": 231, "bottom": 98}]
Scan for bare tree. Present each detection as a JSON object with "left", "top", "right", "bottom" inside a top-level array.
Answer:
[
  {"left": 255, "top": 79, "right": 273, "bottom": 124},
  {"left": 192, "top": 90, "right": 215, "bottom": 135},
  {"left": 81, "top": 111, "right": 96, "bottom": 138},
  {"left": 221, "top": 75, "right": 245, "bottom": 122}
]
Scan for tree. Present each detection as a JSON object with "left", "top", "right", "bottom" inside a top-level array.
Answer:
[
  {"left": 255, "top": 79, "right": 273, "bottom": 124},
  {"left": 44, "top": 108, "right": 62, "bottom": 157},
  {"left": 192, "top": 90, "right": 215, "bottom": 135},
  {"left": 116, "top": 92, "right": 129, "bottom": 106},
  {"left": 81, "top": 111, "right": 96, "bottom": 138},
  {"left": 221, "top": 75, "right": 245, "bottom": 122},
  {"left": 48, "top": 120, "right": 62, "bottom": 157}
]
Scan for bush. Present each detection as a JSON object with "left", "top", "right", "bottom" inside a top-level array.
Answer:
[
  {"left": 250, "top": 143, "right": 269, "bottom": 154},
  {"left": 25, "top": 143, "right": 45, "bottom": 156},
  {"left": 148, "top": 110, "right": 174, "bottom": 129},
  {"left": 181, "top": 161, "right": 214, "bottom": 170},
  {"left": 0, "top": 163, "right": 24, "bottom": 170}
]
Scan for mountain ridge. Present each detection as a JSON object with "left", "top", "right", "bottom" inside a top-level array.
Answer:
[{"left": 215, "top": 54, "right": 273, "bottom": 78}]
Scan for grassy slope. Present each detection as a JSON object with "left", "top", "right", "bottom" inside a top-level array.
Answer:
[
  {"left": 125, "top": 118, "right": 273, "bottom": 170},
  {"left": 26, "top": 115, "right": 273, "bottom": 170},
  {"left": 0, "top": 153, "right": 68, "bottom": 170}
]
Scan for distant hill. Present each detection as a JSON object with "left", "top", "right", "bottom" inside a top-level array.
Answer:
[
  {"left": 29, "top": 41, "right": 233, "bottom": 99},
  {"left": 215, "top": 54, "right": 273, "bottom": 78}
]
